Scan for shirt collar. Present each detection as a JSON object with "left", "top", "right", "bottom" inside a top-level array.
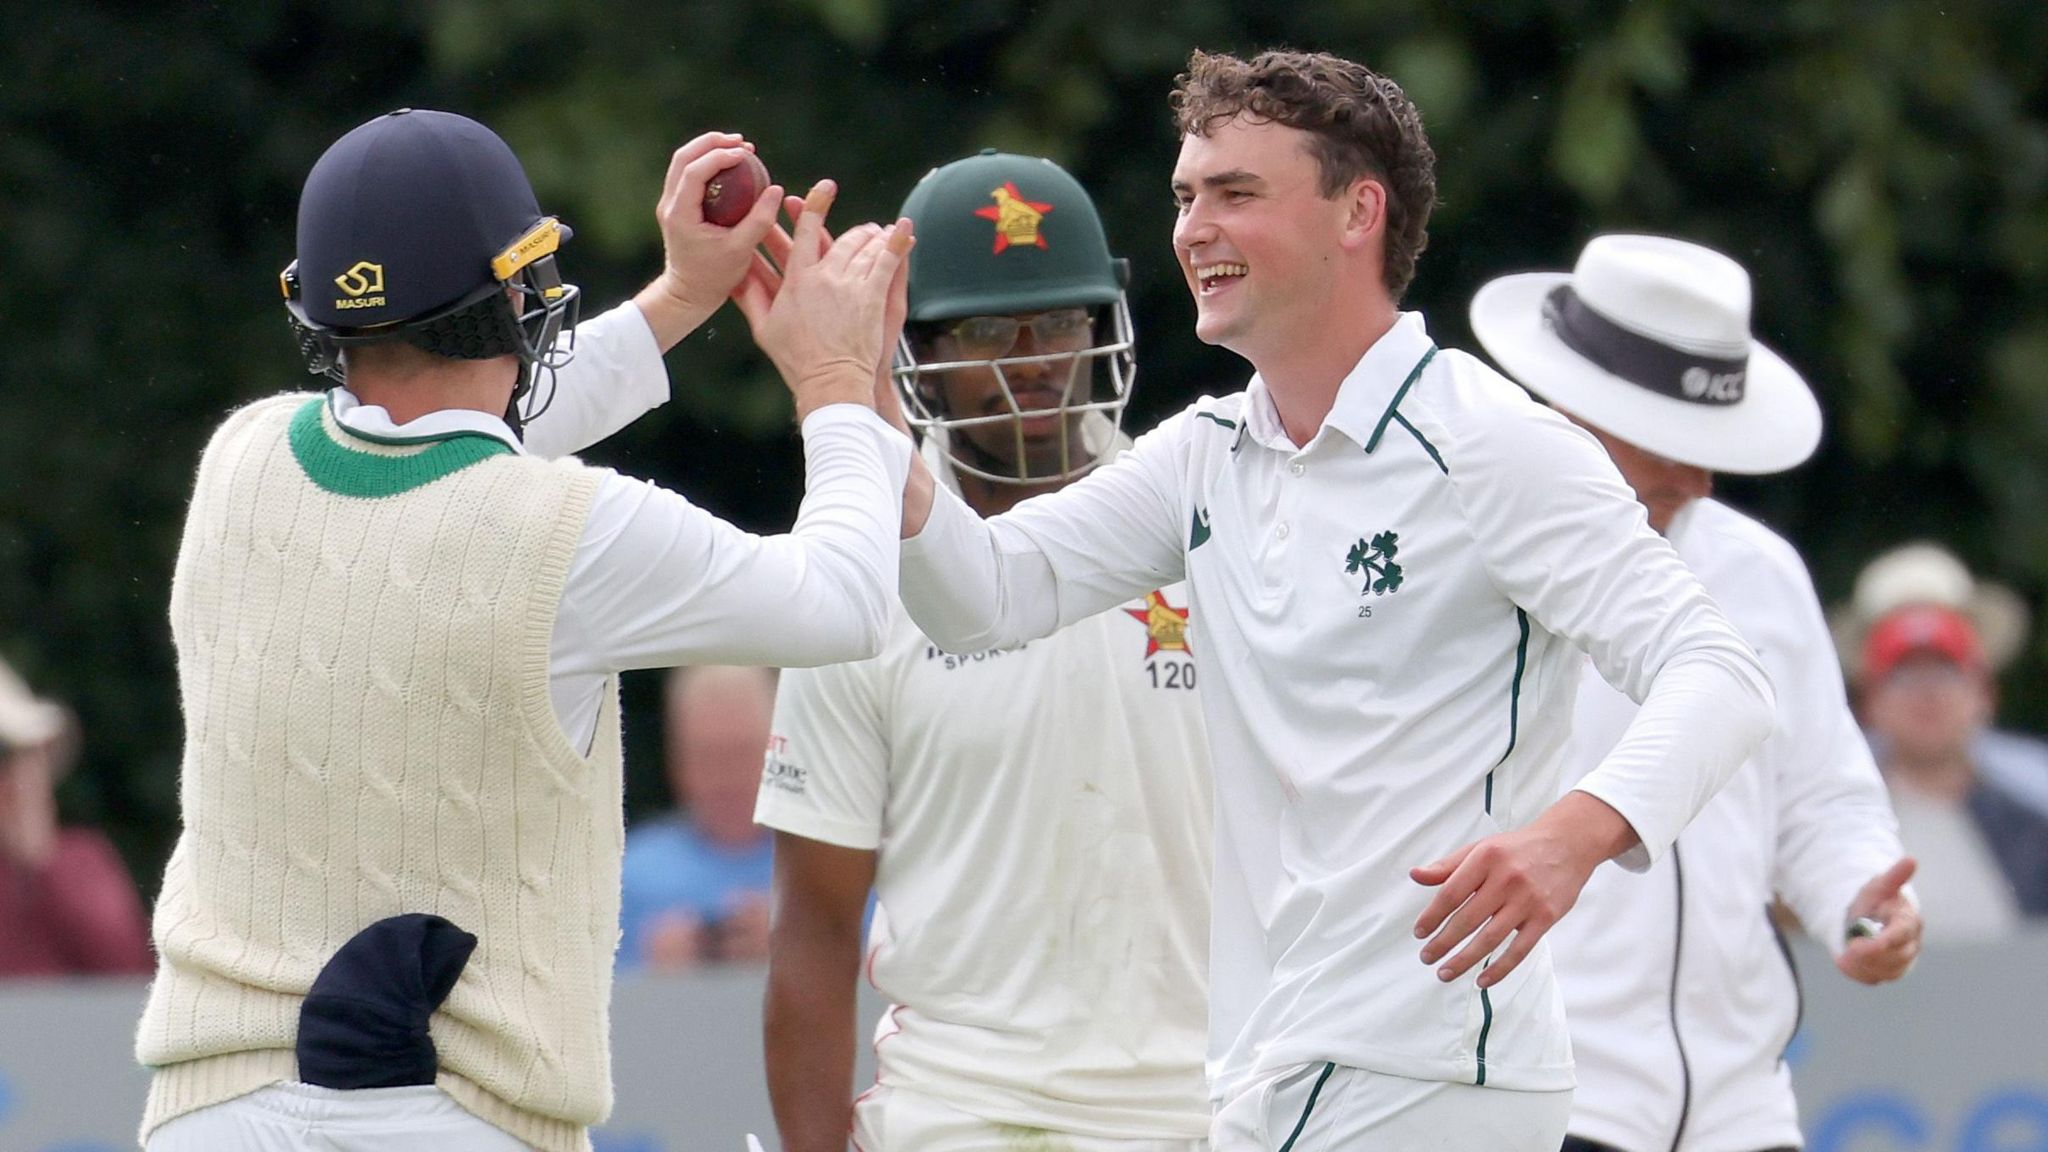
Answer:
[
  {"left": 1241, "top": 311, "right": 1436, "bottom": 452},
  {"left": 327, "top": 387, "right": 527, "bottom": 455}
]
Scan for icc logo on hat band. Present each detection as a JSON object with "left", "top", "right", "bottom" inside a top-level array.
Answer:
[
  {"left": 332, "top": 261, "right": 387, "bottom": 310},
  {"left": 1680, "top": 366, "right": 1746, "bottom": 403}
]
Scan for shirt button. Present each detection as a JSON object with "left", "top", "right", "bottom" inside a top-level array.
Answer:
[
  {"left": 1276, "top": 522, "right": 1290, "bottom": 540},
  {"left": 1290, "top": 462, "right": 1306, "bottom": 476}
]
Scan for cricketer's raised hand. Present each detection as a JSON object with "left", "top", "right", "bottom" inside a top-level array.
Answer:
[
  {"left": 635, "top": 132, "right": 784, "bottom": 349},
  {"left": 736, "top": 192, "right": 914, "bottom": 435},
  {"left": 733, "top": 180, "right": 915, "bottom": 421}
]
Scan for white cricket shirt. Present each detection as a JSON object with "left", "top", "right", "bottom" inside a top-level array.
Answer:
[
  {"left": 331, "top": 301, "right": 913, "bottom": 750},
  {"left": 899, "top": 312, "right": 1775, "bottom": 1100},
  {"left": 757, "top": 455, "right": 1213, "bottom": 1138},
  {"left": 1551, "top": 498, "right": 1906, "bottom": 1152}
]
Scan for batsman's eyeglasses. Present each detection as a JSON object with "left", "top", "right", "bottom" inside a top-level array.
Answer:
[{"left": 936, "top": 309, "right": 1093, "bottom": 360}]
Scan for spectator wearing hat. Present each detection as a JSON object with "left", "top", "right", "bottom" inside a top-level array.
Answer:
[
  {"left": 1471, "top": 233, "right": 1918, "bottom": 1152},
  {"left": 0, "top": 654, "right": 153, "bottom": 978},
  {"left": 1836, "top": 541, "right": 2048, "bottom": 821},
  {"left": 1860, "top": 602, "right": 2048, "bottom": 940}
]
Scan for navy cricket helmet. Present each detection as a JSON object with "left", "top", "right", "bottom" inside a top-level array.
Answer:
[{"left": 281, "top": 109, "right": 579, "bottom": 429}]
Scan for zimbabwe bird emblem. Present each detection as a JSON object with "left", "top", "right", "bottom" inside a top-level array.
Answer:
[
  {"left": 1126, "top": 590, "right": 1192, "bottom": 658},
  {"left": 974, "top": 182, "right": 1053, "bottom": 253}
]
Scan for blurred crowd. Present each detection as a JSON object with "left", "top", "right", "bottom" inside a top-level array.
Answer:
[
  {"left": 0, "top": 657, "right": 151, "bottom": 977},
  {"left": 2, "top": 540, "right": 2045, "bottom": 981},
  {"left": 1836, "top": 544, "right": 2048, "bottom": 940}
]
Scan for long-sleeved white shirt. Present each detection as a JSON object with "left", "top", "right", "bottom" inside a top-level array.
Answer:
[
  {"left": 1552, "top": 498, "right": 1906, "bottom": 1152},
  {"left": 898, "top": 311, "right": 1774, "bottom": 1099},
  {"left": 331, "top": 301, "right": 913, "bottom": 750}
]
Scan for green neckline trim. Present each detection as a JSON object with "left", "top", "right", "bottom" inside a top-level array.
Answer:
[
  {"left": 1195, "top": 411, "right": 1239, "bottom": 431},
  {"left": 1363, "top": 345, "right": 1439, "bottom": 453},
  {"left": 288, "top": 397, "right": 513, "bottom": 498}
]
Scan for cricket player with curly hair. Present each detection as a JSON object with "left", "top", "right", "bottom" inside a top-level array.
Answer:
[{"left": 884, "top": 50, "right": 1776, "bottom": 1150}]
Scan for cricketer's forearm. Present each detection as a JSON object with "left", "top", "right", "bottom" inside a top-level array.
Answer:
[{"left": 764, "top": 908, "right": 866, "bottom": 1152}]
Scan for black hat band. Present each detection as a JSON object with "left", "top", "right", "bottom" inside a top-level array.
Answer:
[{"left": 1542, "top": 286, "right": 1749, "bottom": 406}]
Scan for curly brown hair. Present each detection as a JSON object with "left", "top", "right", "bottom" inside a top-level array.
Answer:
[{"left": 1171, "top": 49, "right": 1438, "bottom": 300}]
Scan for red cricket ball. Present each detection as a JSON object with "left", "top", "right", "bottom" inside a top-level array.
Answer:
[{"left": 703, "top": 153, "right": 771, "bottom": 228}]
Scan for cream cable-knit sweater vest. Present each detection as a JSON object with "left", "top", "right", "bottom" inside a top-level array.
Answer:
[{"left": 139, "top": 393, "right": 619, "bottom": 1152}]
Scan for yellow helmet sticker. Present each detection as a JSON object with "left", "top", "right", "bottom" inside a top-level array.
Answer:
[{"left": 491, "top": 217, "right": 563, "bottom": 282}]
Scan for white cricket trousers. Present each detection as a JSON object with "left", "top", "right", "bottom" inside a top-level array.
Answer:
[
  {"left": 1211, "top": 1063, "right": 1573, "bottom": 1152},
  {"left": 853, "top": 1084, "right": 1208, "bottom": 1152},
  {"left": 145, "top": 1082, "right": 537, "bottom": 1152}
]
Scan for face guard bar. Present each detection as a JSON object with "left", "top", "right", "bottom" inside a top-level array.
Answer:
[{"left": 891, "top": 297, "right": 1137, "bottom": 485}]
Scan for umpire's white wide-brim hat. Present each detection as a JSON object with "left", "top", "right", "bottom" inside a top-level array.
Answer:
[{"left": 1469, "top": 234, "right": 1822, "bottom": 475}]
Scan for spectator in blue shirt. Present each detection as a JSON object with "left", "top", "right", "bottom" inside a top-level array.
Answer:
[{"left": 620, "top": 665, "right": 777, "bottom": 970}]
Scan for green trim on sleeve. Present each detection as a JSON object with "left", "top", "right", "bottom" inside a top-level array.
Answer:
[
  {"left": 1499, "top": 606, "right": 1531, "bottom": 766},
  {"left": 288, "top": 397, "right": 512, "bottom": 498},
  {"left": 1474, "top": 608, "right": 1526, "bottom": 1088},
  {"left": 1484, "top": 609, "right": 1531, "bottom": 814},
  {"left": 1363, "top": 345, "right": 1438, "bottom": 453},
  {"left": 1277, "top": 1062, "right": 1338, "bottom": 1152},
  {"left": 1476, "top": 987, "right": 1495, "bottom": 1086}
]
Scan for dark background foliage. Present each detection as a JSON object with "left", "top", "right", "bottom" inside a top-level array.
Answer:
[{"left": 3, "top": 0, "right": 2043, "bottom": 893}]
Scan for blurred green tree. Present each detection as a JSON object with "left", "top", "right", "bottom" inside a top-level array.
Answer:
[{"left": 1, "top": 0, "right": 2041, "bottom": 893}]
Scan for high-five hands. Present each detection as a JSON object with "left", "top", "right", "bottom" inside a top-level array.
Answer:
[{"left": 731, "top": 181, "right": 915, "bottom": 421}]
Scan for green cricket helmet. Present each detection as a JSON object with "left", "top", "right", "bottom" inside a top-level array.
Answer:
[{"left": 894, "top": 150, "right": 1136, "bottom": 485}]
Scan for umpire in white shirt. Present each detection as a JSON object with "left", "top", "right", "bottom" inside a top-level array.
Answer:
[{"left": 1472, "top": 234, "right": 1922, "bottom": 1152}]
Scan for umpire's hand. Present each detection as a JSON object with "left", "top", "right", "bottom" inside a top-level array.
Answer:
[{"left": 1837, "top": 858, "right": 1921, "bottom": 984}]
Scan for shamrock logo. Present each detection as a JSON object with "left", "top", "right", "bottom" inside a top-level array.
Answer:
[{"left": 1345, "top": 531, "right": 1404, "bottom": 595}]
